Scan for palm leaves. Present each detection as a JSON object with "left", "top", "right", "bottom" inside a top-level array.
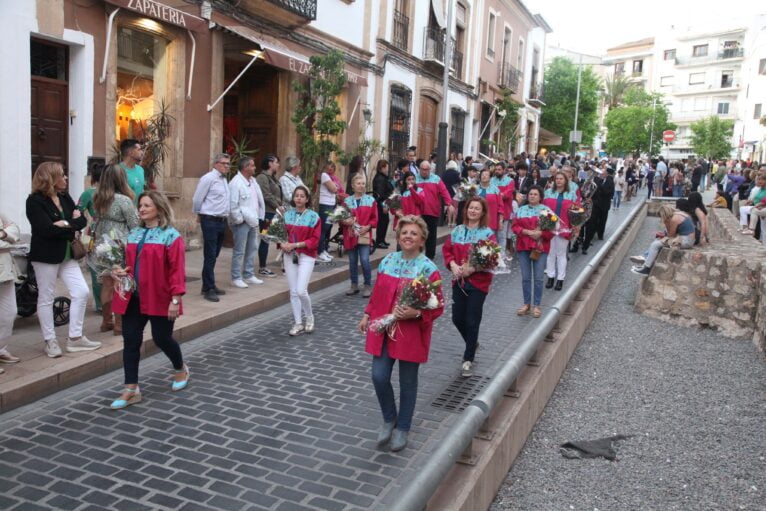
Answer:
[{"left": 603, "top": 73, "right": 633, "bottom": 110}]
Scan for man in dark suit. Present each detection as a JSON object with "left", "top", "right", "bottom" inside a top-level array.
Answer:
[{"left": 514, "top": 161, "right": 531, "bottom": 200}]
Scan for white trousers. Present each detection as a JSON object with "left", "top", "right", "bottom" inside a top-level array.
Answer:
[
  {"left": 32, "top": 260, "right": 89, "bottom": 341},
  {"left": 545, "top": 235, "right": 569, "bottom": 281},
  {"left": 284, "top": 253, "right": 315, "bottom": 324},
  {"left": 0, "top": 281, "right": 16, "bottom": 354},
  {"left": 739, "top": 205, "right": 752, "bottom": 227}
]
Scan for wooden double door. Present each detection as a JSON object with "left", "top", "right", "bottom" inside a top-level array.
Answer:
[
  {"left": 417, "top": 95, "right": 438, "bottom": 158},
  {"left": 30, "top": 40, "right": 69, "bottom": 175}
]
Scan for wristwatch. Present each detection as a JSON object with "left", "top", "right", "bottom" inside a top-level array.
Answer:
[{"left": 171, "top": 298, "right": 180, "bottom": 305}]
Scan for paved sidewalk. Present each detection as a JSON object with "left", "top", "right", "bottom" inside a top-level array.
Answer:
[
  {"left": 491, "top": 218, "right": 766, "bottom": 510},
  {"left": 0, "top": 226, "right": 450, "bottom": 412},
  {"left": 0, "top": 201, "right": 643, "bottom": 510}
]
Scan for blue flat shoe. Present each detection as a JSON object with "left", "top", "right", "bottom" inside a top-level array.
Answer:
[
  {"left": 171, "top": 365, "right": 190, "bottom": 392},
  {"left": 110, "top": 387, "right": 141, "bottom": 410}
]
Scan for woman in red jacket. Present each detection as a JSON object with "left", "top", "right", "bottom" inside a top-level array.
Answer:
[
  {"left": 442, "top": 196, "right": 496, "bottom": 377},
  {"left": 281, "top": 186, "right": 322, "bottom": 336},
  {"left": 110, "top": 191, "right": 187, "bottom": 410},
  {"left": 343, "top": 175, "right": 378, "bottom": 297},
  {"left": 511, "top": 186, "right": 555, "bottom": 318},
  {"left": 357, "top": 215, "right": 443, "bottom": 452},
  {"left": 542, "top": 171, "right": 579, "bottom": 291}
]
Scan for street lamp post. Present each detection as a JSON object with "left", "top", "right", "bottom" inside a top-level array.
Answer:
[
  {"left": 648, "top": 97, "right": 657, "bottom": 156},
  {"left": 570, "top": 54, "right": 583, "bottom": 160},
  {"left": 436, "top": 0, "right": 454, "bottom": 176}
]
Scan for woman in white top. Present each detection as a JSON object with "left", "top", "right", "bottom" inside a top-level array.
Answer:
[
  {"left": 280, "top": 156, "right": 305, "bottom": 202},
  {"left": 317, "top": 161, "right": 345, "bottom": 262},
  {"left": 613, "top": 169, "right": 627, "bottom": 210}
]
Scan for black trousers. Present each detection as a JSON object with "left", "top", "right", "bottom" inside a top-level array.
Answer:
[
  {"left": 375, "top": 202, "right": 389, "bottom": 245},
  {"left": 423, "top": 215, "right": 438, "bottom": 260},
  {"left": 582, "top": 204, "right": 607, "bottom": 250},
  {"left": 122, "top": 295, "right": 184, "bottom": 385},
  {"left": 595, "top": 204, "right": 609, "bottom": 240},
  {"left": 451, "top": 281, "right": 487, "bottom": 362}
]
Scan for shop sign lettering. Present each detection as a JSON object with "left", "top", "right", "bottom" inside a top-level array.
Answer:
[{"left": 107, "top": 0, "right": 207, "bottom": 32}]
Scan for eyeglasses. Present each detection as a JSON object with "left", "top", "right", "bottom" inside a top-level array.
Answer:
[{"left": 215, "top": 161, "right": 231, "bottom": 166}]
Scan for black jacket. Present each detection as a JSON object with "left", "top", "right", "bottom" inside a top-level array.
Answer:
[
  {"left": 515, "top": 176, "right": 532, "bottom": 196},
  {"left": 593, "top": 176, "right": 615, "bottom": 207},
  {"left": 372, "top": 172, "right": 394, "bottom": 206},
  {"left": 26, "top": 192, "right": 87, "bottom": 264},
  {"left": 442, "top": 169, "right": 461, "bottom": 198}
]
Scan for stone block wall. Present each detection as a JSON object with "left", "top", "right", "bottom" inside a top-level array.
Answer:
[{"left": 635, "top": 208, "right": 766, "bottom": 354}]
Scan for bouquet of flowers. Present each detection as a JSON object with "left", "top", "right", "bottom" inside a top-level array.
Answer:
[
  {"left": 260, "top": 212, "right": 288, "bottom": 244},
  {"left": 567, "top": 205, "right": 588, "bottom": 227},
  {"left": 385, "top": 191, "right": 402, "bottom": 211},
  {"left": 468, "top": 239, "right": 501, "bottom": 271},
  {"left": 326, "top": 204, "right": 352, "bottom": 224},
  {"left": 538, "top": 210, "right": 559, "bottom": 231},
  {"left": 456, "top": 179, "right": 478, "bottom": 200},
  {"left": 369, "top": 274, "right": 442, "bottom": 339},
  {"left": 93, "top": 231, "right": 135, "bottom": 299}
]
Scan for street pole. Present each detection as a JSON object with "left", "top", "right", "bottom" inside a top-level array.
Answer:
[
  {"left": 436, "top": 0, "right": 453, "bottom": 176},
  {"left": 648, "top": 97, "right": 657, "bottom": 157},
  {"left": 570, "top": 54, "right": 583, "bottom": 160}
]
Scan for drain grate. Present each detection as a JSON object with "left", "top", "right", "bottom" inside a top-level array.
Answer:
[{"left": 431, "top": 375, "right": 491, "bottom": 413}]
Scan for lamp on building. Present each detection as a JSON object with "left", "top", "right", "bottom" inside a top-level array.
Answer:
[{"left": 363, "top": 107, "right": 372, "bottom": 123}]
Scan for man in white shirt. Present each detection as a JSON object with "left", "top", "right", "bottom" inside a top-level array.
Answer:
[
  {"left": 193, "top": 153, "right": 232, "bottom": 302},
  {"left": 280, "top": 156, "right": 304, "bottom": 201},
  {"left": 229, "top": 157, "right": 265, "bottom": 289}
]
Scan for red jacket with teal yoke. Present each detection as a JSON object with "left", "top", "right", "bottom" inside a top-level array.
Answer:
[
  {"left": 112, "top": 226, "right": 186, "bottom": 317},
  {"left": 511, "top": 204, "right": 555, "bottom": 253},
  {"left": 491, "top": 175, "right": 516, "bottom": 218},
  {"left": 477, "top": 183, "right": 504, "bottom": 231},
  {"left": 364, "top": 252, "right": 444, "bottom": 363},
  {"left": 415, "top": 173, "right": 453, "bottom": 217},
  {"left": 543, "top": 187, "right": 580, "bottom": 240},
  {"left": 343, "top": 194, "right": 378, "bottom": 250},
  {"left": 284, "top": 208, "right": 322, "bottom": 258},
  {"left": 442, "top": 225, "right": 497, "bottom": 293}
]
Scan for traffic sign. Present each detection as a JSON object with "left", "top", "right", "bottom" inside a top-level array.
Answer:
[
  {"left": 569, "top": 130, "right": 582, "bottom": 143},
  {"left": 662, "top": 130, "right": 676, "bottom": 143}
]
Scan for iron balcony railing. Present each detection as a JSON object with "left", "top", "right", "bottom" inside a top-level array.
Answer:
[
  {"left": 674, "top": 47, "right": 744, "bottom": 65},
  {"left": 392, "top": 9, "right": 409, "bottom": 51},
  {"left": 498, "top": 61, "right": 522, "bottom": 91},
  {"left": 719, "top": 47, "right": 744, "bottom": 59},
  {"left": 422, "top": 27, "right": 459, "bottom": 71},
  {"left": 265, "top": 0, "right": 317, "bottom": 20},
  {"left": 529, "top": 82, "right": 544, "bottom": 102}
]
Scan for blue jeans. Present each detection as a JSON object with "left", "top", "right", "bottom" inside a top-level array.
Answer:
[
  {"left": 200, "top": 216, "right": 226, "bottom": 292},
  {"left": 673, "top": 184, "right": 683, "bottom": 197},
  {"left": 231, "top": 222, "right": 258, "bottom": 281},
  {"left": 613, "top": 190, "right": 622, "bottom": 209},
  {"left": 348, "top": 245, "right": 371, "bottom": 286},
  {"left": 451, "top": 281, "right": 487, "bottom": 362},
  {"left": 318, "top": 204, "right": 335, "bottom": 254},
  {"left": 518, "top": 250, "right": 548, "bottom": 306},
  {"left": 258, "top": 212, "right": 275, "bottom": 268},
  {"left": 371, "top": 340, "right": 420, "bottom": 431}
]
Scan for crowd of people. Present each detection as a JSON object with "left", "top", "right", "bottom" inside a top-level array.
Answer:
[{"left": 2, "top": 140, "right": 764, "bottom": 453}]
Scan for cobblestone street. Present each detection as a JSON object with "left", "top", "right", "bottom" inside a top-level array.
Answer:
[{"left": 0, "top": 204, "right": 638, "bottom": 511}]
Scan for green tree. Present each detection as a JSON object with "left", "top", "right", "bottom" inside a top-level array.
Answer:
[
  {"left": 541, "top": 57, "right": 601, "bottom": 152},
  {"left": 690, "top": 116, "right": 735, "bottom": 160},
  {"left": 291, "top": 50, "right": 347, "bottom": 191},
  {"left": 496, "top": 90, "right": 521, "bottom": 157},
  {"left": 604, "top": 89, "right": 675, "bottom": 156},
  {"left": 603, "top": 73, "right": 633, "bottom": 109}
]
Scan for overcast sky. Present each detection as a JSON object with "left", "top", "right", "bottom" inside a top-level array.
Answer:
[{"left": 524, "top": 0, "right": 765, "bottom": 56}]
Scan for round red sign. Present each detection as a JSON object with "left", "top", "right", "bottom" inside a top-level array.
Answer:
[{"left": 662, "top": 130, "right": 676, "bottom": 142}]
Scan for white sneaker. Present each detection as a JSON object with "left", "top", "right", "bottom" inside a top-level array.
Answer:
[
  {"left": 66, "top": 336, "right": 101, "bottom": 353},
  {"left": 232, "top": 279, "right": 248, "bottom": 289},
  {"left": 461, "top": 361, "right": 473, "bottom": 377},
  {"left": 629, "top": 255, "right": 646, "bottom": 265},
  {"left": 304, "top": 315, "right": 315, "bottom": 334},
  {"left": 289, "top": 323, "right": 305, "bottom": 336},
  {"left": 45, "top": 339, "right": 63, "bottom": 358},
  {"left": 244, "top": 276, "right": 264, "bottom": 285},
  {"left": 321, "top": 251, "right": 334, "bottom": 261},
  {"left": 317, "top": 252, "right": 332, "bottom": 263}
]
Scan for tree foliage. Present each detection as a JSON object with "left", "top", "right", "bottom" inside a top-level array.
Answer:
[
  {"left": 690, "top": 116, "right": 734, "bottom": 160},
  {"left": 495, "top": 90, "right": 521, "bottom": 157},
  {"left": 541, "top": 57, "right": 601, "bottom": 152},
  {"left": 603, "top": 73, "right": 633, "bottom": 110},
  {"left": 291, "top": 50, "right": 347, "bottom": 191},
  {"left": 604, "top": 88, "right": 675, "bottom": 156}
]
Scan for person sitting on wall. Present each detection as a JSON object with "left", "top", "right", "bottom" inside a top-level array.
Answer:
[{"left": 630, "top": 204, "right": 696, "bottom": 276}]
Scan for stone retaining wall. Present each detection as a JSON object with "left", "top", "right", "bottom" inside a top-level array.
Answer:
[{"left": 635, "top": 206, "right": 766, "bottom": 354}]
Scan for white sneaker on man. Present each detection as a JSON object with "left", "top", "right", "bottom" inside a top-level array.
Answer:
[
  {"left": 66, "top": 336, "right": 101, "bottom": 353},
  {"left": 45, "top": 339, "right": 63, "bottom": 358},
  {"left": 244, "top": 276, "right": 264, "bottom": 285},
  {"left": 232, "top": 279, "right": 248, "bottom": 289},
  {"left": 318, "top": 252, "right": 332, "bottom": 262}
]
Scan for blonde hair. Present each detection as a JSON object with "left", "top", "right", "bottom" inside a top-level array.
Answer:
[
  {"left": 94, "top": 164, "right": 135, "bottom": 215},
  {"left": 138, "top": 191, "right": 175, "bottom": 229},
  {"left": 658, "top": 204, "right": 676, "bottom": 224},
  {"left": 351, "top": 174, "right": 365, "bottom": 187},
  {"left": 31, "top": 162, "right": 64, "bottom": 197},
  {"left": 395, "top": 215, "right": 428, "bottom": 252}
]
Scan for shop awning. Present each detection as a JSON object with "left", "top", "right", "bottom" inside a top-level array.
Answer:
[
  {"left": 223, "top": 25, "right": 368, "bottom": 86},
  {"left": 430, "top": 0, "right": 446, "bottom": 28},
  {"left": 539, "top": 127, "right": 563, "bottom": 146}
]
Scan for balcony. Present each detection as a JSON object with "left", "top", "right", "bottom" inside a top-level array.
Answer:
[
  {"left": 719, "top": 48, "right": 744, "bottom": 59},
  {"left": 672, "top": 82, "right": 740, "bottom": 96},
  {"left": 674, "top": 47, "right": 744, "bottom": 66},
  {"left": 265, "top": 0, "right": 316, "bottom": 19},
  {"left": 392, "top": 9, "right": 409, "bottom": 52},
  {"left": 422, "top": 27, "right": 458, "bottom": 71},
  {"left": 498, "top": 61, "right": 522, "bottom": 92},
  {"left": 529, "top": 82, "right": 544, "bottom": 106}
]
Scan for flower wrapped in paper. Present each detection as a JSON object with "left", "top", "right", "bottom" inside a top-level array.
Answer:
[
  {"left": 385, "top": 192, "right": 402, "bottom": 211},
  {"left": 91, "top": 231, "right": 135, "bottom": 299},
  {"left": 369, "top": 274, "right": 443, "bottom": 340},
  {"left": 567, "top": 205, "right": 588, "bottom": 227},
  {"left": 538, "top": 210, "right": 559, "bottom": 231},
  {"left": 468, "top": 239, "right": 501, "bottom": 271},
  {"left": 455, "top": 179, "right": 478, "bottom": 201},
  {"left": 326, "top": 204, "right": 352, "bottom": 224},
  {"left": 260, "top": 212, "right": 288, "bottom": 244}
]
